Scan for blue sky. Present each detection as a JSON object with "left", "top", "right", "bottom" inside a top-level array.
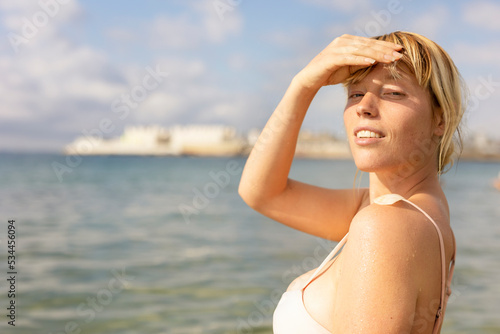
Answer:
[{"left": 0, "top": 0, "right": 499, "bottom": 152}]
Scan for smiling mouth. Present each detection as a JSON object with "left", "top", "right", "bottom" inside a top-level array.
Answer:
[{"left": 355, "top": 130, "right": 384, "bottom": 139}]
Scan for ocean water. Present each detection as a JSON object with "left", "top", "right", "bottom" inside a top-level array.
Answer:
[{"left": 0, "top": 153, "right": 499, "bottom": 334}]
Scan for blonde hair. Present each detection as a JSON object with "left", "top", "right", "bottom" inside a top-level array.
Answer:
[{"left": 344, "top": 31, "right": 466, "bottom": 174}]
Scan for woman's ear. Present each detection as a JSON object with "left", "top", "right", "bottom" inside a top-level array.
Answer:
[{"left": 433, "top": 108, "right": 445, "bottom": 137}]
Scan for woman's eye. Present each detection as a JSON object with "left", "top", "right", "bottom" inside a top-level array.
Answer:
[
  {"left": 385, "top": 91, "right": 405, "bottom": 97},
  {"left": 349, "top": 93, "right": 364, "bottom": 99}
]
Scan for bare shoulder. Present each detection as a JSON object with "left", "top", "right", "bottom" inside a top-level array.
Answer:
[
  {"left": 352, "top": 195, "right": 450, "bottom": 239},
  {"left": 349, "top": 200, "right": 437, "bottom": 247},
  {"left": 331, "top": 200, "right": 446, "bottom": 331},
  {"left": 344, "top": 198, "right": 449, "bottom": 274}
]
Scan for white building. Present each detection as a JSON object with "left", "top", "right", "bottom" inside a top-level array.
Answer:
[{"left": 64, "top": 125, "right": 245, "bottom": 156}]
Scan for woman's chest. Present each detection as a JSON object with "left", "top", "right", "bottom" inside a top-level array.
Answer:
[{"left": 285, "top": 254, "right": 344, "bottom": 330}]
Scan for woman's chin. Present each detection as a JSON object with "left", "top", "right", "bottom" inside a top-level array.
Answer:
[
  {"left": 354, "top": 164, "right": 379, "bottom": 173},
  {"left": 352, "top": 155, "right": 387, "bottom": 173}
]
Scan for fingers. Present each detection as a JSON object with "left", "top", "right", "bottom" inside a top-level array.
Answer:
[
  {"left": 346, "top": 34, "right": 402, "bottom": 49},
  {"left": 330, "top": 34, "right": 403, "bottom": 66},
  {"left": 342, "top": 54, "right": 377, "bottom": 67},
  {"left": 343, "top": 34, "right": 403, "bottom": 52},
  {"left": 294, "top": 34, "right": 404, "bottom": 89}
]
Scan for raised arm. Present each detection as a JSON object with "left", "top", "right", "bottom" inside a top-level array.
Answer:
[{"left": 238, "top": 35, "right": 403, "bottom": 241}]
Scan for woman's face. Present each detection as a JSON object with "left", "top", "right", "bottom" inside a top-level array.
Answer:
[{"left": 344, "top": 64, "right": 443, "bottom": 176}]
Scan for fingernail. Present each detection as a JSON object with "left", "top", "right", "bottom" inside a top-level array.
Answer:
[
  {"left": 384, "top": 54, "right": 395, "bottom": 61},
  {"left": 393, "top": 51, "right": 403, "bottom": 58},
  {"left": 365, "top": 58, "right": 376, "bottom": 64}
]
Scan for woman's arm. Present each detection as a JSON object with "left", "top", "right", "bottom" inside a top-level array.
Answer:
[
  {"left": 238, "top": 35, "right": 403, "bottom": 241},
  {"left": 239, "top": 78, "right": 367, "bottom": 241}
]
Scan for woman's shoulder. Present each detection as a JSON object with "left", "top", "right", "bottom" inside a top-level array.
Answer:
[
  {"left": 347, "top": 195, "right": 448, "bottom": 258},
  {"left": 353, "top": 195, "right": 430, "bottom": 224}
]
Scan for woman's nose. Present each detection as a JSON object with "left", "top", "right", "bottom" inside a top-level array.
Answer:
[{"left": 356, "top": 93, "right": 379, "bottom": 117}]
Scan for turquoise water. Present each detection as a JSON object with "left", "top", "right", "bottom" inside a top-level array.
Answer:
[{"left": 0, "top": 154, "right": 499, "bottom": 333}]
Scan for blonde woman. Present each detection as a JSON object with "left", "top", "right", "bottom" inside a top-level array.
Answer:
[{"left": 239, "top": 31, "right": 463, "bottom": 333}]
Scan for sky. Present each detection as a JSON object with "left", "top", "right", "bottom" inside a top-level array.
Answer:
[{"left": 0, "top": 0, "right": 499, "bottom": 152}]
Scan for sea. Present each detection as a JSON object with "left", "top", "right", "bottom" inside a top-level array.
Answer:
[{"left": 0, "top": 153, "right": 499, "bottom": 334}]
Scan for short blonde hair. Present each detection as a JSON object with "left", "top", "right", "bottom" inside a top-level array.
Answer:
[{"left": 344, "top": 31, "right": 466, "bottom": 174}]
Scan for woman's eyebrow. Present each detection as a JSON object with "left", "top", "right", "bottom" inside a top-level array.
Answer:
[
  {"left": 382, "top": 75, "right": 412, "bottom": 88},
  {"left": 348, "top": 72, "right": 411, "bottom": 89},
  {"left": 383, "top": 73, "right": 403, "bottom": 82}
]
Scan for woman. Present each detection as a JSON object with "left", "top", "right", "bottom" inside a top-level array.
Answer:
[{"left": 238, "top": 31, "right": 463, "bottom": 333}]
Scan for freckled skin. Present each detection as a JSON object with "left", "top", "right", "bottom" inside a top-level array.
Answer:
[{"left": 344, "top": 64, "right": 440, "bottom": 178}]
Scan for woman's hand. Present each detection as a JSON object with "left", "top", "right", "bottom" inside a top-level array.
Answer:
[{"left": 293, "top": 34, "right": 403, "bottom": 91}]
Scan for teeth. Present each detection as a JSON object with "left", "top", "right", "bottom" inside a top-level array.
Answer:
[{"left": 356, "top": 130, "right": 382, "bottom": 138}]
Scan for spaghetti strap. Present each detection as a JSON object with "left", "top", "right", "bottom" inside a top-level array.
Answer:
[
  {"left": 374, "top": 194, "right": 455, "bottom": 334},
  {"left": 301, "top": 233, "right": 349, "bottom": 289},
  {"left": 439, "top": 232, "right": 456, "bottom": 333}
]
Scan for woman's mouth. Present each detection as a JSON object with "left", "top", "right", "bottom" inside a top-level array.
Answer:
[
  {"left": 353, "top": 127, "right": 385, "bottom": 145},
  {"left": 355, "top": 130, "right": 383, "bottom": 139}
]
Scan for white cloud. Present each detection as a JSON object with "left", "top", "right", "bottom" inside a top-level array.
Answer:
[
  {"left": 1, "top": 0, "right": 83, "bottom": 46},
  {"left": 149, "top": 14, "right": 201, "bottom": 50},
  {"left": 407, "top": 5, "right": 450, "bottom": 39},
  {"left": 151, "top": 57, "right": 206, "bottom": 80},
  {"left": 127, "top": 55, "right": 262, "bottom": 129},
  {"left": 451, "top": 41, "right": 500, "bottom": 68},
  {"left": 264, "top": 27, "right": 313, "bottom": 50},
  {"left": 0, "top": 1, "right": 46, "bottom": 15},
  {"left": 324, "top": 23, "right": 352, "bottom": 39},
  {"left": 105, "top": 28, "right": 137, "bottom": 44},
  {"left": 227, "top": 53, "right": 248, "bottom": 71},
  {"left": 194, "top": 92, "right": 263, "bottom": 127},
  {"left": 0, "top": 1, "right": 133, "bottom": 150},
  {"left": 464, "top": 82, "right": 500, "bottom": 140},
  {"left": 0, "top": 1, "right": 246, "bottom": 151},
  {"left": 0, "top": 41, "right": 125, "bottom": 120},
  {"left": 134, "top": 92, "right": 184, "bottom": 123},
  {"left": 192, "top": 0, "right": 243, "bottom": 43},
  {"left": 463, "top": 0, "right": 500, "bottom": 31},
  {"left": 149, "top": 0, "right": 243, "bottom": 50}
]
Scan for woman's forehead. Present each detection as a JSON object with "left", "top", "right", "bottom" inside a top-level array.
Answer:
[{"left": 349, "top": 63, "right": 417, "bottom": 87}]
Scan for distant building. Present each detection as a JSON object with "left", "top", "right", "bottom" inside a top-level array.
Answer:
[
  {"left": 295, "top": 130, "right": 351, "bottom": 159},
  {"left": 462, "top": 132, "right": 500, "bottom": 160},
  {"left": 64, "top": 125, "right": 246, "bottom": 156},
  {"left": 246, "top": 128, "right": 351, "bottom": 159},
  {"left": 169, "top": 125, "right": 246, "bottom": 156}
]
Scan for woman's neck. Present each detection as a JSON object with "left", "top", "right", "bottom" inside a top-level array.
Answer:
[{"left": 368, "top": 162, "right": 441, "bottom": 202}]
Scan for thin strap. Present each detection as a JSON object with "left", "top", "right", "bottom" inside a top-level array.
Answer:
[
  {"left": 374, "top": 194, "right": 454, "bottom": 334},
  {"left": 399, "top": 198, "right": 447, "bottom": 320},
  {"left": 437, "top": 232, "right": 456, "bottom": 333},
  {"left": 301, "top": 233, "right": 349, "bottom": 289}
]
